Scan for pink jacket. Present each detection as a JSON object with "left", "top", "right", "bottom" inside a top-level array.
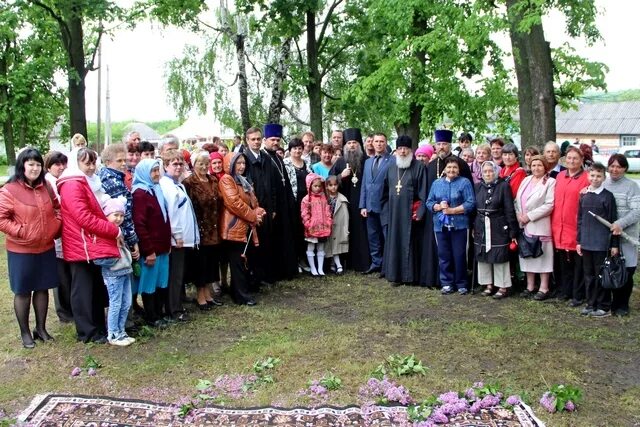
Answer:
[{"left": 300, "top": 173, "right": 332, "bottom": 239}]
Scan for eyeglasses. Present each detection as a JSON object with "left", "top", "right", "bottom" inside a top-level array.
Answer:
[{"left": 169, "top": 162, "right": 184, "bottom": 167}]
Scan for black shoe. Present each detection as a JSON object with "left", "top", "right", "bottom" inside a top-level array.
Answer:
[
  {"left": 21, "top": 333, "right": 35, "bottom": 349},
  {"left": 32, "top": 329, "right": 54, "bottom": 342},
  {"left": 378, "top": 273, "right": 385, "bottom": 279},
  {"left": 613, "top": 309, "right": 629, "bottom": 317},
  {"left": 91, "top": 335, "right": 108, "bottom": 344},
  {"left": 197, "top": 303, "right": 212, "bottom": 311},
  {"left": 533, "top": 291, "right": 549, "bottom": 301},
  {"left": 207, "top": 299, "right": 224, "bottom": 306},
  {"left": 362, "top": 266, "right": 381, "bottom": 275},
  {"left": 246, "top": 299, "right": 257, "bottom": 306},
  {"left": 174, "top": 313, "right": 190, "bottom": 322},
  {"left": 391, "top": 282, "right": 402, "bottom": 287},
  {"left": 568, "top": 299, "right": 583, "bottom": 308}
]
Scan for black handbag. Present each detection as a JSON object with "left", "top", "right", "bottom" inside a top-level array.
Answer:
[
  {"left": 599, "top": 250, "right": 627, "bottom": 290},
  {"left": 517, "top": 229, "right": 543, "bottom": 258}
]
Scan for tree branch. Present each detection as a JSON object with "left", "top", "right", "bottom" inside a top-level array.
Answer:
[
  {"left": 317, "top": 0, "right": 344, "bottom": 55},
  {"left": 282, "top": 104, "right": 310, "bottom": 126},
  {"left": 320, "top": 44, "right": 348, "bottom": 78},
  {"left": 322, "top": 90, "right": 340, "bottom": 101},
  {"left": 294, "top": 38, "right": 305, "bottom": 67},
  {"left": 86, "top": 27, "right": 104, "bottom": 72},
  {"left": 198, "top": 17, "right": 231, "bottom": 34},
  {"left": 29, "top": 0, "right": 71, "bottom": 51},
  {"left": 244, "top": 51, "right": 262, "bottom": 83}
]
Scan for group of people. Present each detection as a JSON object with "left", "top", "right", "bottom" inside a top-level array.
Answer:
[{"left": 1, "top": 125, "right": 637, "bottom": 350}]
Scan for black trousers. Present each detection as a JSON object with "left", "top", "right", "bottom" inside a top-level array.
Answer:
[
  {"left": 583, "top": 250, "right": 610, "bottom": 311},
  {"left": 54, "top": 258, "right": 73, "bottom": 322},
  {"left": 612, "top": 266, "right": 636, "bottom": 312},
  {"left": 68, "top": 261, "right": 107, "bottom": 342},
  {"left": 554, "top": 249, "right": 584, "bottom": 301},
  {"left": 226, "top": 240, "right": 254, "bottom": 304}
]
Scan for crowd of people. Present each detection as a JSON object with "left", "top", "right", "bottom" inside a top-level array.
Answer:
[{"left": 0, "top": 126, "right": 638, "bottom": 350}]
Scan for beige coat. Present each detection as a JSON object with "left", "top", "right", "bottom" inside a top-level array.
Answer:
[
  {"left": 514, "top": 175, "right": 556, "bottom": 237},
  {"left": 325, "top": 193, "right": 349, "bottom": 256}
]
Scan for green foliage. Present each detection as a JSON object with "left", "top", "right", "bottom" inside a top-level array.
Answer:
[
  {"left": 252, "top": 356, "right": 281, "bottom": 374},
  {"left": 372, "top": 354, "right": 427, "bottom": 379},
  {"left": 177, "top": 401, "right": 196, "bottom": 417},
  {"left": 83, "top": 355, "right": 102, "bottom": 369},
  {"left": 86, "top": 119, "right": 181, "bottom": 144},
  {"left": 474, "top": 382, "right": 502, "bottom": 398},
  {"left": 550, "top": 384, "right": 583, "bottom": 412},
  {"left": 407, "top": 395, "right": 438, "bottom": 422},
  {"left": 583, "top": 90, "right": 640, "bottom": 103},
  {"left": 552, "top": 44, "right": 607, "bottom": 110},
  {"left": 318, "top": 373, "right": 342, "bottom": 391}
]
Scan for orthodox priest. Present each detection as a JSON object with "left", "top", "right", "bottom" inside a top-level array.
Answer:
[
  {"left": 329, "top": 128, "right": 370, "bottom": 272},
  {"left": 421, "top": 129, "right": 474, "bottom": 288},
  {"left": 381, "top": 135, "right": 427, "bottom": 285},
  {"left": 261, "top": 123, "right": 299, "bottom": 282}
]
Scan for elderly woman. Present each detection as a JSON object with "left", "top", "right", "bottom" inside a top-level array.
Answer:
[
  {"left": 474, "top": 161, "right": 519, "bottom": 299},
  {"left": 132, "top": 159, "right": 171, "bottom": 327},
  {"left": 183, "top": 150, "right": 223, "bottom": 311},
  {"left": 426, "top": 157, "right": 476, "bottom": 295},
  {"left": 284, "top": 138, "right": 312, "bottom": 272},
  {"left": 44, "top": 151, "right": 72, "bottom": 324},
  {"left": 415, "top": 144, "right": 434, "bottom": 166},
  {"left": 470, "top": 143, "right": 495, "bottom": 185},
  {"left": 218, "top": 152, "right": 266, "bottom": 306},
  {"left": 0, "top": 149, "right": 62, "bottom": 348},
  {"left": 551, "top": 146, "right": 589, "bottom": 305},
  {"left": 159, "top": 151, "right": 200, "bottom": 318},
  {"left": 523, "top": 146, "right": 540, "bottom": 175},
  {"left": 515, "top": 155, "right": 556, "bottom": 300},
  {"left": 604, "top": 154, "right": 640, "bottom": 316},
  {"left": 499, "top": 143, "right": 526, "bottom": 197},
  {"left": 57, "top": 148, "right": 120, "bottom": 343}
]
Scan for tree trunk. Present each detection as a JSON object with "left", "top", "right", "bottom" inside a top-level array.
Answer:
[
  {"left": 66, "top": 6, "right": 88, "bottom": 137},
  {"left": 306, "top": 9, "right": 323, "bottom": 138},
  {"left": 267, "top": 38, "right": 291, "bottom": 124},
  {"left": 235, "top": 32, "right": 251, "bottom": 132},
  {"left": 395, "top": 102, "right": 422, "bottom": 149},
  {"left": 506, "top": 0, "right": 556, "bottom": 148},
  {"left": 0, "top": 41, "right": 16, "bottom": 165}
]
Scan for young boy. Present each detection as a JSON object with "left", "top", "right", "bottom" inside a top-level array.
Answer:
[
  {"left": 94, "top": 196, "right": 136, "bottom": 345},
  {"left": 576, "top": 163, "right": 619, "bottom": 317}
]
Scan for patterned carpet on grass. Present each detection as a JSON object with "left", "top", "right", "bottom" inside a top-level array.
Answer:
[{"left": 19, "top": 394, "right": 545, "bottom": 426}]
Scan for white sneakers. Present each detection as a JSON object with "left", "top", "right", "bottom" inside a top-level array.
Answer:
[{"left": 108, "top": 333, "right": 136, "bottom": 346}]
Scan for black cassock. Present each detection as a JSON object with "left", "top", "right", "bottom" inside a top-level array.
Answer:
[
  {"left": 381, "top": 159, "right": 427, "bottom": 284},
  {"left": 330, "top": 157, "right": 371, "bottom": 272},
  {"left": 421, "top": 153, "right": 474, "bottom": 287}
]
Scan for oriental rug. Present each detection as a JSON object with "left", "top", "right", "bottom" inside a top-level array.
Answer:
[{"left": 18, "top": 394, "right": 545, "bottom": 426}]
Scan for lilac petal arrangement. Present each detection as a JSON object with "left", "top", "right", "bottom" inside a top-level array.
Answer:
[
  {"left": 539, "top": 384, "right": 582, "bottom": 413},
  {"left": 298, "top": 374, "right": 343, "bottom": 407}
]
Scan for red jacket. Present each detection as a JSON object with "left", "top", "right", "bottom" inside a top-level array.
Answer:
[
  {"left": 551, "top": 169, "right": 589, "bottom": 250},
  {"left": 57, "top": 173, "right": 120, "bottom": 262},
  {"left": 0, "top": 180, "right": 61, "bottom": 254},
  {"left": 499, "top": 164, "right": 526, "bottom": 198},
  {"left": 300, "top": 173, "right": 332, "bottom": 239}
]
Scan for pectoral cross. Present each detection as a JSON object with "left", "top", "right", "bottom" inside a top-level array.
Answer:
[{"left": 395, "top": 181, "right": 402, "bottom": 195}]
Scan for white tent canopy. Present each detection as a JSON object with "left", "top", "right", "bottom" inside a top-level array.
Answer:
[{"left": 167, "top": 115, "right": 235, "bottom": 141}]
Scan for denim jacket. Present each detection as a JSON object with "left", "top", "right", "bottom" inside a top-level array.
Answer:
[{"left": 426, "top": 176, "right": 475, "bottom": 231}]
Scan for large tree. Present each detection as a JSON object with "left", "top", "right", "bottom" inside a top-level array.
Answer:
[{"left": 0, "top": 2, "right": 66, "bottom": 164}]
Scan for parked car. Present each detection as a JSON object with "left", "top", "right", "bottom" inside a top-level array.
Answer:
[{"left": 618, "top": 146, "right": 640, "bottom": 172}]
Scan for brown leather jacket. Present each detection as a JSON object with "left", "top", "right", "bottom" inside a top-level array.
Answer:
[{"left": 218, "top": 153, "right": 260, "bottom": 245}]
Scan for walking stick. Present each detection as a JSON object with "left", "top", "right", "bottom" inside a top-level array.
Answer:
[{"left": 241, "top": 228, "right": 254, "bottom": 270}]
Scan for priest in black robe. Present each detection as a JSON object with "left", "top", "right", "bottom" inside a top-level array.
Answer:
[
  {"left": 381, "top": 135, "right": 427, "bottom": 285},
  {"left": 329, "top": 128, "right": 370, "bottom": 272},
  {"left": 421, "top": 129, "right": 474, "bottom": 288},
  {"left": 262, "top": 123, "right": 299, "bottom": 282}
]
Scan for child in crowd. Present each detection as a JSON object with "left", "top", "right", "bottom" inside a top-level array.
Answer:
[
  {"left": 301, "top": 173, "right": 333, "bottom": 276},
  {"left": 576, "top": 163, "right": 619, "bottom": 317},
  {"left": 324, "top": 175, "right": 349, "bottom": 274},
  {"left": 94, "top": 197, "right": 135, "bottom": 346}
]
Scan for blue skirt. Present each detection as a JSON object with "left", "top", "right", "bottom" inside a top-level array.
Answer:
[
  {"left": 7, "top": 248, "right": 58, "bottom": 294},
  {"left": 137, "top": 253, "right": 169, "bottom": 295}
]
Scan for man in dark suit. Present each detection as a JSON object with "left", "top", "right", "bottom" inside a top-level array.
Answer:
[{"left": 359, "top": 132, "right": 392, "bottom": 274}]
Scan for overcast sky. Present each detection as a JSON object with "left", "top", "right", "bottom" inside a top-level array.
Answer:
[{"left": 84, "top": 1, "right": 640, "bottom": 123}]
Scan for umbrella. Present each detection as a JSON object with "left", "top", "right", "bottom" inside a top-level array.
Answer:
[{"left": 588, "top": 211, "right": 640, "bottom": 246}]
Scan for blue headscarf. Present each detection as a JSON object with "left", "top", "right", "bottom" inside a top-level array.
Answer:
[{"left": 132, "top": 158, "right": 167, "bottom": 221}]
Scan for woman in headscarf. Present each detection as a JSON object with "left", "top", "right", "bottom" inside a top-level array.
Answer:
[
  {"left": 218, "top": 152, "right": 266, "bottom": 306},
  {"left": 474, "top": 161, "right": 519, "bottom": 299},
  {"left": 208, "top": 151, "right": 230, "bottom": 291},
  {"left": 57, "top": 148, "right": 120, "bottom": 343},
  {"left": 132, "top": 159, "right": 172, "bottom": 327}
]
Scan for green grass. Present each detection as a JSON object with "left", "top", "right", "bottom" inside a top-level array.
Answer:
[
  {"left": 0, "top": 238, "right": 638, "bottom": 426},
  {"left": 0, "top": 165, "right": 8, "bottom": 176}
]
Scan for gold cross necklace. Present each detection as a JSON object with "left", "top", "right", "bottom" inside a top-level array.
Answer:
[{"left": 396, "top": 168, "right": 408, "bottom": 195}]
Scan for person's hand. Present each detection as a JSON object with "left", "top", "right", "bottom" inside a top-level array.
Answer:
[
  {"left": 175, "top": 238, "right": 184, "bottom": 249},
  {"left": 145, "top": 252, "right": 157, "bottom": 266},
  {"left": 611, "top": 222, "right": 623, "bottom": 235},
  {"left": 576, "top": 244, "right": 582, "bottom": 256},
  {"left": 117, "top": 234, "right": 126, "bottom": 248},
  {"left": 131, "top": 243, "right": 140, "bottom": 260},
  {"left": 611, "top": 247, "right": 619, "bottom": 256},
  {"left": 341, "top": 163, "right": 352, "bottom": 178},
  {"left": 272, "top": 212, "right": 276, "bottom": 219},
  {"left": 517, "top": 213, "right": 530, "bottom": 225},
  {"left": 360, "top": 208, "right": 368, "bottom": 218}
]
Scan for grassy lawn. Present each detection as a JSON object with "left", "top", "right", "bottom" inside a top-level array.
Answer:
[{"left": 0, "top": 238, "right": 638, "bottom": 426}]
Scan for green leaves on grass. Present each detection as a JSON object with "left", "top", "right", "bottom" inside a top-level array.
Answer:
[{"left": 372, "top": 354, "right": 427, "bottom": 379}]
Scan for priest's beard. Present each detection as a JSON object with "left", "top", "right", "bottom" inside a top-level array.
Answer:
[
  {"left": 396, "top": 153, "right": 413, "bottom": 169},
  {"left": 344, "top": 146, "right": 364, "bottom": 175}
]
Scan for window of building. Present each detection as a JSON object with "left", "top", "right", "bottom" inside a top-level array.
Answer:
[{"left": 621, "top": 135, "right": 637, "bottom": 146}]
